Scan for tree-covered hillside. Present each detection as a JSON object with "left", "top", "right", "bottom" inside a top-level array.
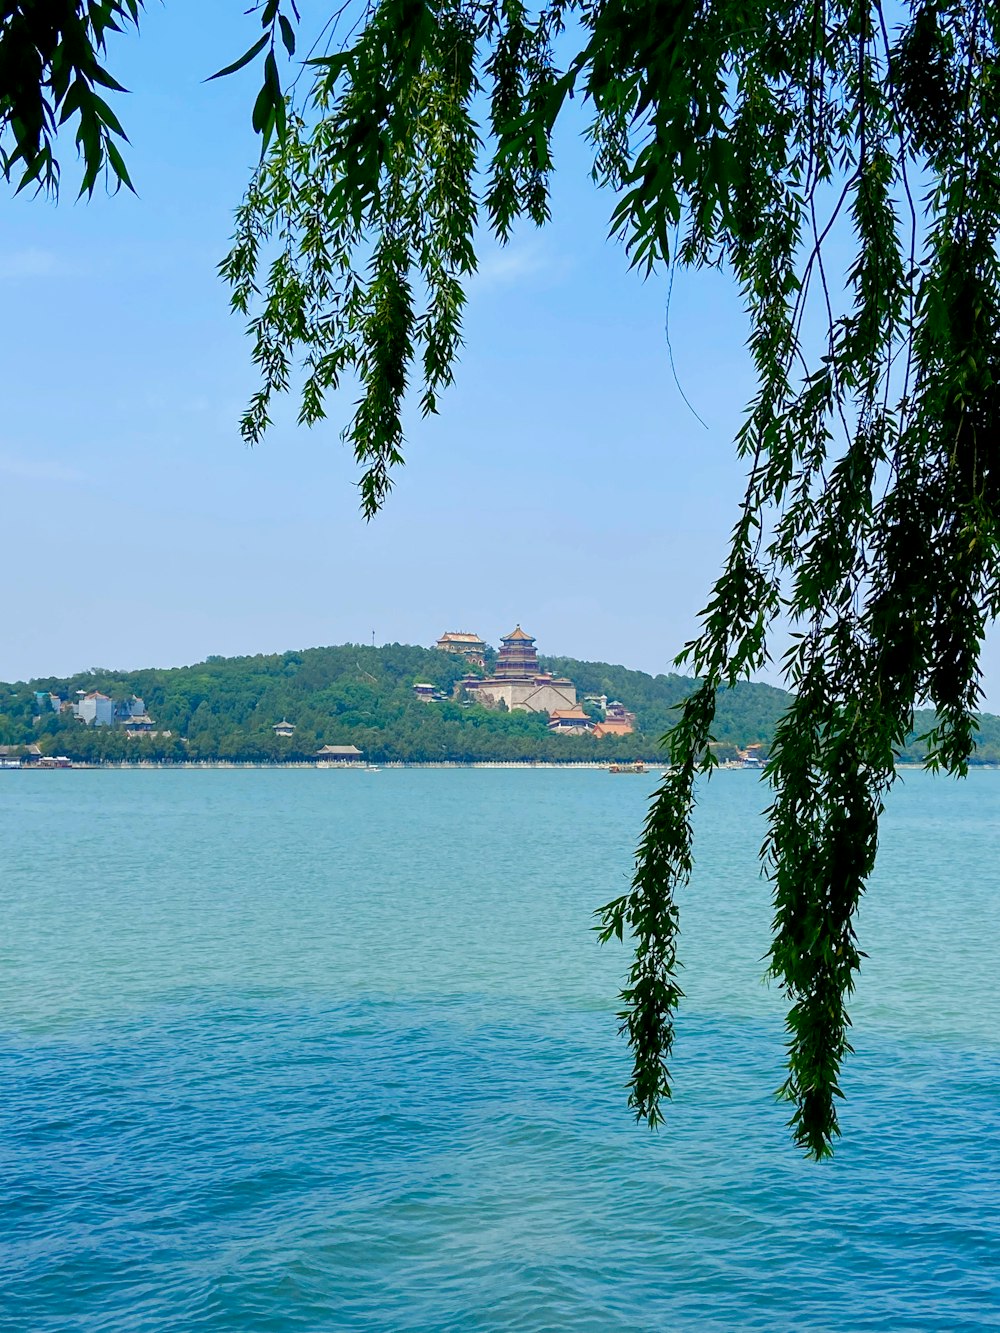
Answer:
[
  {"left": 540, "top": 657, "right": 790, "bottom": 748},
  {"left": 3, "top": 643, "right": 1000, "bottom": 764}
]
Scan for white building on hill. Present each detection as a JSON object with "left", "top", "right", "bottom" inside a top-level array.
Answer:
[{"left": 74, "top": 692, "right": 114, "bottom": 726}]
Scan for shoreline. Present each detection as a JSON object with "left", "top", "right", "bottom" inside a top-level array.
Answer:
[
  {"left": 17, "top": 759, "right": 666, "bottom": 771},
  {"left": 7, "top": 759, "right": 997, "bottom": 771}
]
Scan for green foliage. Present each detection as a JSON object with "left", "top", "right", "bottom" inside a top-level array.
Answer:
[
  {"left": 0, "top": 1, "right": 142, "bottom": 195},
  {"left": 222, "top": 1, "right": 1000, "bottom": 1156},
  {"left": 8, "top": 647, "right": 1000, "bottom": 775},
  {"left": 4, "top": 642, "right": 814, "bottom": 764},
  {"left": 220, "top": 0, "right": 479, "bottom": 514},
  {"left": 207, "top": 0, "right": 301, "bottom": 159},
  {"left": 541, "top": 656, "right": 789, "bottom": 745}
]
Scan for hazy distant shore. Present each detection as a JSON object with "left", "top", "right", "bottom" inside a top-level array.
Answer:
[
  {"left": 43, "top": 759, "right": 666, "bottom": 771},
  {"left": 18, "top": 759, "right": 999, "bottom": 772}
]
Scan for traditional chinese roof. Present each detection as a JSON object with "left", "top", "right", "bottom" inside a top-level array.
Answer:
[
  {"left": 438, "top": 631, "right": 485, "bottom": 644},
  {"left": 316, "top": 744, "right": 363, "bottom": 756},
  {"left": 593, "top": 719, "right": 634, "bottom": 737},
  {"left": 501, "top": 625, "right": 535, "bottom": 642},
  {"left": 549, "top": 706, "right": 591, "bottom": 721}
]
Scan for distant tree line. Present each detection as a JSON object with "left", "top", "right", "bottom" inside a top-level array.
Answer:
[{"left": 2, "top": 643, "right": 999, "bottom": 766}]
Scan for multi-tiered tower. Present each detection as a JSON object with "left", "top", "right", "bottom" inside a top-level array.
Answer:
[
  {"left": 460, "top": 625, "right": 578, "bottom": 715},
  {"left": 492, "top": 626, "right": 539, "bottom": 680}
]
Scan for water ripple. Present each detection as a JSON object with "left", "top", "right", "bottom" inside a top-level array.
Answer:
[
  {"left": 1, "top": 769, "right": 998, "bottom": 1329},
  {"left": 1, "top": 998, "right": 998, "bottom": 1331}
]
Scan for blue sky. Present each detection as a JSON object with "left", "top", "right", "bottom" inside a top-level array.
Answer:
[{"left": 3, "top": 1, "right": 997, "bottom": 704}]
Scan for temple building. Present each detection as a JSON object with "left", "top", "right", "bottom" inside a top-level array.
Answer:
[
  {"left": 593, "top": 719, "right": 633, "bottom": 738},
  {"left": 491, "top": 625, "right": 539, "bottom": 679},
  {"left": 124, "top": 714, "right": 157, "bottom": 735},
  {"left": 547, "top": 706, "right": 595, "bottom": 735},
  {"left": 315, "top": 744, "right": 364, "bottom": 763},
  {"left": 592, "top": 700, "right": 636, "bottom": 737},
  {"left": 462, "top": 626, "right": 579, "bottom": 715},
  {"left": 435, "top": 631, "right": 488, "bottom": 668},
  {"left": 73, "top": 691, "right": 114, "bottom": 727}
]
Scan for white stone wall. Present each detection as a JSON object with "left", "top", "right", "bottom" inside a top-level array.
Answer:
[{"left": 477, "top": 681, "right": 577, "bottom": 714}]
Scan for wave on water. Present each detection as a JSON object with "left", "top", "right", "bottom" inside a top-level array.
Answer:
[{"left": 2, "top": 995, "right": 998, "bottom": 1332}]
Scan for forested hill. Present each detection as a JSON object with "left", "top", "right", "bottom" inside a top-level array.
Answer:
[{"left": 4, "top": 642, "right": 1000, "bottom": 764}]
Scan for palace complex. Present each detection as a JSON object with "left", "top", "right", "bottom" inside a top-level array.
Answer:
[
  {"left": 433, "top": 625, "right": 636, "bottom": 734},
  {"left": 434, "top": 631, "right": 487, "bottom": 668},
  {"left": 456, "top": 626, "right": 578, "bottom": 715}
]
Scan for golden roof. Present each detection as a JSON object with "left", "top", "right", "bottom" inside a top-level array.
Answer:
[{"left": 501, "top": 625, "right": 535, "bottom": 642}]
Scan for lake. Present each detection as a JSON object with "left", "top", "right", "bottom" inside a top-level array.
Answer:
[{"left": 1, "top": 767, "right": 997, "bottom": 1330}]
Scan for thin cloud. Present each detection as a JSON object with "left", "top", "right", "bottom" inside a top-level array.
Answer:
[
  {"left": 0, "top": 248, "right": 74, "bottom": 281},
  {"left": 473, "top": 240, "right": 570, "bottom": 290},
  {"left": 0, "top": 453, "right": 84, "bottom": 484}
]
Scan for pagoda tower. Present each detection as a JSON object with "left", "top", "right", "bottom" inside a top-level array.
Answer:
[
  {"left": 493, "top": 625, "right": 539, "bottom": 680},
  {"left": 464, "top": 624, "right": 578, "bottom": 714}
]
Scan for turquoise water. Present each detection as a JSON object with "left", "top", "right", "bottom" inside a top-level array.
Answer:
[{"left": 1, "top": 768, "right": 997, "bottom": 1330}]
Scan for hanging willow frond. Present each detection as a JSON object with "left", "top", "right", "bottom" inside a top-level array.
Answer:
[{"left": 0, "top": 0, "right": 144, "bottom": 196}]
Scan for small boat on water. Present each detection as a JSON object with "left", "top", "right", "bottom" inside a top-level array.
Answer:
[{"left": 608, "top": 762, "right": 646, "bottom": 775}]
